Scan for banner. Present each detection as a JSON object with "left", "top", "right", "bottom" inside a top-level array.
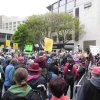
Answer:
[
  {"left": 44, "top": 37, "right": 53, "bottom": 52},
  {"left": 6, "top": 40, "right": 10, "bottom": 47},
  {"left": 25, "top": 44, "right": 33, "bottom": 51},
  {"left": 90, "top": 45, "right": 100, "bottom": 56},
  {"left": 13, "top": 43, "right": 18, "bottom": 49}
]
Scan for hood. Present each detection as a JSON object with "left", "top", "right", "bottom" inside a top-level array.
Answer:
[
  {"left": 27, "top": 75, "right": 40, "bottom": 81},
  {"left": 8, "top": 85, "right": 32, "bottom": 97},
  {"left": 90, "top": 77, "right": 100, "bottom": 89}
]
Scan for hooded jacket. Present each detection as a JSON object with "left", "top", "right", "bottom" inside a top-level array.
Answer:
[
  {"left": 2, "top": 85, "right": 42, "bottom": 100},
  {"left": 77, "top": 77, "right": 100, "bottom": 100}
]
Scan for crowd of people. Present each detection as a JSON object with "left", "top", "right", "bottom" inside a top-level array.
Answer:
[{"left": 0, "top": 49, "right": 99, "bottom": 100}]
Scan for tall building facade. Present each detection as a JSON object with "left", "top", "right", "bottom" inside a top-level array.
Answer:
[
  {"left": 47, "top": 0, "right": 100, "bottom": 50},
  {"left": 0, "top": 15, "right": 26, "bottom": 45}
]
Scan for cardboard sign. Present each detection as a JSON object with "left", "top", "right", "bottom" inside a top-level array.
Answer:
[
  {"left": 44, "top": 37, "right": 53, "bottom": 52},
  {"left": 6, "top": 40, "right": 10, "bottom": 46},
  {"left": 1, "top": 45, "right": 4, "bottom": 48},
  {"left": 90, "top": 45, "right": 100, "bottom": 56},
  {"left": 25, "top": 44, "right": 33, "bottom": 51},
  {"left": 13, "top": 43, "right": 18, "bottom": 49}
]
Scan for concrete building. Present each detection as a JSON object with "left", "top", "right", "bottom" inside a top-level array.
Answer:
[
  {"left": 0, "top": 15, "right": 26, "bottom": 46},
  {"left": 47, "top": 0, "right": 100, "bottom": 50}
]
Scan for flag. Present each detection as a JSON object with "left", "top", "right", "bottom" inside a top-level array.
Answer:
[{"left": 44, "top": 37, "right": 53, "bottom": 52}]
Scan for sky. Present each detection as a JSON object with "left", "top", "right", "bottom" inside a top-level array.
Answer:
[{"left": 0, "top": 0, "right": 57, "bottom": 17}]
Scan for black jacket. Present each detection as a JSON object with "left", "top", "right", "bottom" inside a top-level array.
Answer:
[
  {"left": 77, "top": 78, "right": 100, "bottom": 100},
  {"left": 27, "top": 76, "right": 47, "bottom": 99},
  {"left": 2, "top": 89, "right": 43, "bottom": 100}
]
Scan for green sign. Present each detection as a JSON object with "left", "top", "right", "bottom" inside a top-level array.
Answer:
[{"left": 25, "top": 45, "right": 33, "bottom": 51}]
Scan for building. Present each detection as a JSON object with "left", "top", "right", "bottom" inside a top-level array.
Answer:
[
  {"left": 0, "top": 15, "right": 26, "bottom": 46},
  {"left": 47, "top": 0, "right": 100, "bottom": 50}
]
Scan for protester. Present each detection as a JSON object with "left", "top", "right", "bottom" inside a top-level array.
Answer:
[
  {"left": 4, "top": 58, "right": 18, "bottom": 91},
  {"left": 15, "top": 56, "right": 26, "bottom": 69},
  {"left": 27, "top": 62, "right": 47, "bottom": 99},
  {"left": 2, "top": 68, "right": 41, "bottom": 100},
  {"left": 49, "top": 77, "right": 70, "bottom": 100},
  {"left": 64, "top": 58, "right": 77, "bottom": 99},
  {"left": 77, "top": 66, "right": 100, "bottom": 100},
  {"left": 35, "top": 56, "right": 47, "bottom": 78},
  {"left": 0, "top": 61, "right": 4, "bottom": 99}
]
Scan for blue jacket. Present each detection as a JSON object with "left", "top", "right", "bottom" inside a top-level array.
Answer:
[{"left": 4, "top": 64, "right": 15, "bottom": 87}]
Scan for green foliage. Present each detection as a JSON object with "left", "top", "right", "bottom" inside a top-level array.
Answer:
[
  {"left": 12, "top": 24, "right": 28, "bottom": 49},
  {"left": 12, "top": 13, "right": 84, "bottom": 50},
  {"left": 46, "top": 13, "right": 83, "bottom": 42}
]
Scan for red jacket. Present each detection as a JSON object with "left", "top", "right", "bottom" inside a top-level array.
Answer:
[
  {"left": 51, "top": 95, "right": 70, "bottom": 100},
  {"left": 64, "top": 63, "right": 78, "bottom": 80}
]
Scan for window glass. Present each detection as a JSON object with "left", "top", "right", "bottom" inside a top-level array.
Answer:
[
  {"left": 60, "top": 0, "right": 65, "bottom": 6},
  {"left": 59, "top": 5, "right": 65, "bottom": 13}
]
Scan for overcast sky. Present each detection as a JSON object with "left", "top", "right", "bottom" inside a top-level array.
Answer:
[{"left": 0, "top": 0, "right": 57, "bottom": 17}]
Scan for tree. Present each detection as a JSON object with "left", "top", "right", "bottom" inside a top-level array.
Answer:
[
  {"left": 25, "top": 15, "right": 51, "bottom": 46},
  {"left": 46, "top": 13, "right": 83, "bottom": 44},
  {"left": 12, "top": 13, "right": 84, "bottom": 50},
  {"left": 12, "top": 24, "right": 29, "bottom": 51}
]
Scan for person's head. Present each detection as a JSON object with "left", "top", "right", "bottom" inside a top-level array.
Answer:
[
  {"left": 91, "top": 67, "right": 100, "bottom": 78},
  {"left": 10, "top": 58, "right": 18, "bottom": 66},
  {"left": 28, "top": 63, "right": 42, "bottom": 75},
  {"left": 14, "top": 68, "right": 28, "bottom": 86},
  {"left": 18, "top": 56, "right": 24, "bottom": 63},
  {"left": 67, "top": 58, "right": 75, "bottom": 65},
  {"left": 35, "top": 57, "right": 46, "bottom": 68},
  {"left": 49, "top": 77, "right": 67, "bottom": 98}
]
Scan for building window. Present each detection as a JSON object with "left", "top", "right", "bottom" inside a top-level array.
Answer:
[
  {"left": 66, "top": 0, "right": 74, "bottom": 11},
  {"left": 13, "top": 22, "right": 16, "bottom": 25},
  {"left": 59, "top": 5, "right": 66, "bottom": 13},
  {"left": 0, "top": 34, "right": 5, "bottom": 39},
  {"left": 84, "top": 2, "right": 92, "bottom": 9},
  {"left": 17, "top": 21, "right": 20, "bottom": 24},
  {"left": 67, "top": 0, "right": 73, "bottom": 3},
  {"left": 75, "top": 8, "right": 79, "bottom": 17},
  {"left": 53, "top": 8, "right": 59, "bottom": 13},
  {"left": 59, "top": 0, "right": 65, "bottom": 6},
  {"left": 22, "top": 21, "right": 25, "bottom": 23},
  {"left": 9, "top": 22, "right": 12, "bottom": 25},
  {"left": 74, "top": 0, "right": 76, "bottom": 7},
  {"left": 68, "top": 10, "right": 73, "bottom": 14},
  {"left": 6, "top": 23, "right": 8, "bottom": 29},
  {"left": 7, "top": 35, "right": 11, "bottom": 40},
  {"left": 53, "top": 2, "right": 59, "bottom": 9}
]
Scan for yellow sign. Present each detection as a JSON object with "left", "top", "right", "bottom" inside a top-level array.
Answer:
[
  {"left": 13, "top": 43, "right": 18, "bottom": 49},
  {"left": 1, "top": 45, "right": 4, "bottom": 48},
  {"left": 6, "top": 40, "right": 10, "bottom": 46},
  {"left": 44, "top": 37, "right": 53, "bottom": 52}
]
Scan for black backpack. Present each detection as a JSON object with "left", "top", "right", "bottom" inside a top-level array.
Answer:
[
  {"left": 64, "top": 64, "right": 74, "bottom": 82},
  {"left": 26, "top": 89, "right": 43, "bottom": 100}
]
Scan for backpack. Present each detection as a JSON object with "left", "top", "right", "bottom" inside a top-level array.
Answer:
[
  {"left": 64, "top": 64, "right": 74, "bottom": 82},
  {"left": 26, "top": 89, "right": 43, "bottom": 100}
]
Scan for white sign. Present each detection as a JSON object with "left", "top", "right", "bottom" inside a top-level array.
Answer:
[{"left": 90, "top": 45, "right": 100, "bottom": 56}]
